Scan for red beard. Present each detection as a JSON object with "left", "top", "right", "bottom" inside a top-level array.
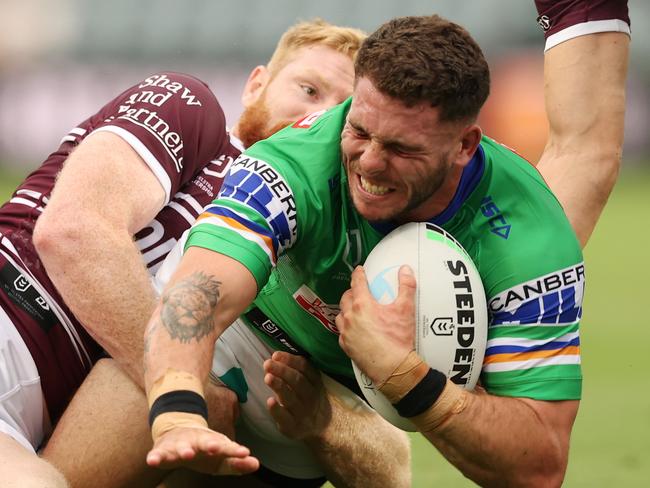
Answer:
[{"left": 236, "top": 96, "right": 293, "bottom": 148}]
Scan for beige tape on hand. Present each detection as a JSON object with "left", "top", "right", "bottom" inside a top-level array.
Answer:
[
  {"left": 377, "top": 351, "right": 469, "bottom": 433},
  {"left": 410, "top": 379, "right": 469, "bottom": 433},
  {"left": 378, "top": 350, "right": 430, "bottom": 403},
  {"left": 148, "top": 369, "right": 209, "bottom": 443},
  {"left": 151, "top": 411, "right": 211, "bottom": 443}
]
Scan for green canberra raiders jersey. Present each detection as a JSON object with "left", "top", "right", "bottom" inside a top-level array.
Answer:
[{"left": 187, "top": 98, "right": 584, "bottom": 401}]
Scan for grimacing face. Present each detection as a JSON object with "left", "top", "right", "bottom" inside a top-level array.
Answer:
[
  {"left": 237, "top": 44, "right": 355, "bottom": 148},
  {"left": 341, "top": 77, "right": 471, "bottom": 224}
]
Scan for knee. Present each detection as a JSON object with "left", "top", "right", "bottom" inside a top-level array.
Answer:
[{"left": 90, "top": 357, "right": 120, "bottom": 377}]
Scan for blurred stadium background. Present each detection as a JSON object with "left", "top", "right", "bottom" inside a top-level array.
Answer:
[{"left": 1, "top": 1, "right": 648, "bottom": 486}]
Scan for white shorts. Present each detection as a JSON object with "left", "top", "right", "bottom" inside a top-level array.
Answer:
[
  {"left": 0, "top": 305, "right": 47, "bottom": 452},
  {"left": 211, "top": 319, "right": 331, "bottom": 480}
]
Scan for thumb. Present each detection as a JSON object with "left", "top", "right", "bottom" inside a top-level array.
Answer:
[{"left": 396, "top": 265, "right": 417, "bottom": 306}]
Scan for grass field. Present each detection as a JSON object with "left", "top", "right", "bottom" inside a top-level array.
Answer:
[{"left": 1, "top": 165, "right": 648, "bottom": 487}]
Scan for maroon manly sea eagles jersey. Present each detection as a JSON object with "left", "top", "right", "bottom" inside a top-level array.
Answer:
[{"left": 0, "top": 72, "right": 241, "bottom": 421}]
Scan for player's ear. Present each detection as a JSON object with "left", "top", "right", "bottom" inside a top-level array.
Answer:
[
  {"left": 241, "top": 65, "right": 270, "bottom": 107},
  {"left": 453, "top": 124, "right": 482, "bottom": 168}
]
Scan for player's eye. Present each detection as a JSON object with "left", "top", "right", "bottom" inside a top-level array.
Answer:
[
  {"left": 301, "top": 84, "right": 317, "bottom": 97},
  {"left": 351, "top": 125, "right": 368, "bottom": 139}
]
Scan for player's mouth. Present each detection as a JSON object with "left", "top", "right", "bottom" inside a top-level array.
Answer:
[{"left": 359, "top": 176, "right": 393, "bottom": 196}]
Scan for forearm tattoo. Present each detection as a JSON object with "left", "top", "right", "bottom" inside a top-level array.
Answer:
[{"left": 160, "top": 272, "right": 222, "bottom": 343}]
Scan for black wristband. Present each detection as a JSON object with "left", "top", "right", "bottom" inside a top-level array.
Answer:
[
  {"left": 148, "top": 390, "right": 208, "bottom": 427},
  {"left": 392, "top": 368, "right": 447, "bottom": 418}
]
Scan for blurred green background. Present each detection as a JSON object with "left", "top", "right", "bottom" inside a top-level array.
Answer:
[{"left": 2, "top": 167, "right": 648, "bottom": 486}]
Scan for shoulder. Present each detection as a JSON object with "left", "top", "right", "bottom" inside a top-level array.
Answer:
[
  {"left": 85, "top": 72, "right": 230, "bottom": 200},
  {"left": 472, "top": 136, "right": 583, "bottom": 294}
]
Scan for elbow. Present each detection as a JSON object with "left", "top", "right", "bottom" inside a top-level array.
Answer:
[
  {"left": 34, "top": 210, "right": 86, "bottom": 265},
  {"left": 504, "top": 446, "right": 568, "bottom": 488}
]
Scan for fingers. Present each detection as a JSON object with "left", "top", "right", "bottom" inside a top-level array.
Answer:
[
  {"left": 266, "top": 396, "right": 295, "bottom": 429},
  {"left": 266, "top": 351, "right": 320, "bottom": 386},
  {"left": 224, "top": 456, "right": 260, "bottom": 475},
  {"left": 396, "top": 265, "right": 417, "bottom": 308},
  {"left": 146, "top": 427, "right": 257, "bottom": 475},
  {"left": 263, "top": 361, "right": 316, "bottom": 412},
  {"left": 350, "top": 266, "right": 372, "bottom": 297}
]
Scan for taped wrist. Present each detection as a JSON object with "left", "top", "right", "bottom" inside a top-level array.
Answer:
[
  {"left": 147, "top": 369, "right": 209, "bottom": 442},
  {"left": 378, "top": 351, "right": 468, "bottom": 432},
  {"left": 409, "top": 379, "right": 468, "bottom": 433},
  {"left": 377, "top": 350, "right": 430, "bottom": 403}
]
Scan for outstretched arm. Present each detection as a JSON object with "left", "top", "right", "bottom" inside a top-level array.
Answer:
[
  {"left": 537, "top": 32, "right": 630, "bottom": 247},
  {"left": 143, "top": 246, "right": 259, "bottom": 475},
  {"left": 337, "top": 266, "right": 578, "bottom": 487}
]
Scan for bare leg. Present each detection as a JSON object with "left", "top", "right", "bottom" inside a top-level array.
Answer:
[
  {"left": 0, "top": 433, "right": 68, "bottom": 488},
  {"left": 42, "top": 359, "right": 162, "bottom": 488},
  {"left": 43, "top": 359, "right": 240, "bottom": 487}
]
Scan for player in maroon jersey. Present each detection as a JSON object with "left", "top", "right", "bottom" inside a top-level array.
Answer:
[
  {"left": 0, "top": 19, "right": 410, "bottom": 488},
  {"left": 534, "top": 0, "right": 630, "bottom": 247}
]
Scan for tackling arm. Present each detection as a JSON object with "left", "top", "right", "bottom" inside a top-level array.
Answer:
[
  {"left": 143, "top": 245, "right": 260, "bottom": 475},
  {"left": 34, "top": 131, "right": 166, "bottom": 385},
  {"left": 537, "top": 32, "right": 630, "bottom": 247}
]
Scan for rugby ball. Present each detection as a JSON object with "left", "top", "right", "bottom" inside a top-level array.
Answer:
[{"left": 352, "top": 222, "right": 488, "bottom": 431}]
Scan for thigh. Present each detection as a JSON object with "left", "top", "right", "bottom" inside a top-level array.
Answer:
[
  {"left": 0, "top": 432, "right": 68, "bottom": 488},
  {"left": 42, "top": 358, "right": 164, "bottom": 488}
]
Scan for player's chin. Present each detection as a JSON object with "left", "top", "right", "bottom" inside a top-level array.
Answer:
[{"left": 352, "top": 193, "right": 402, "bottom": 222}]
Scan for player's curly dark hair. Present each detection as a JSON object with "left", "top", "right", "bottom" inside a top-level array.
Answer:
[{"left": 355, "top": 15, "right": 490, "bottom": 123}]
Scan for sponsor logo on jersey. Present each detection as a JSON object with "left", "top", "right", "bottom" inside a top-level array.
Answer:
[
  {"left": 115, "top": 107, "right": 185, "bottom": 172},
  {"left": 343, "top": 229, "right": 363, "bottom": 272},
  {"left": 219, "top": 156, "right": 298, "bottom": 253},
  {"left": 489, "top": 263, "right": 585, "bottom": 326},
  {"left": 292, "top": 109, "right": 326, "bottom": 129},
  {"left": 139, "top": 74, "right": 202, "bottom": 106},
  {"left": 480, "top": 196, "right": 511, "bottom": 239},
  {"left": 13, "top": 274, "right": 31, "bottom": 293},
  {"left": 293, "top": 285, "right": 340, "bottom": 334},
  {"left": 537, "top": 15, "right": 551, "bottom": 31}
]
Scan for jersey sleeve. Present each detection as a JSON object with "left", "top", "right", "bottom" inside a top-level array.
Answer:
[
  {"left": 182, "top": 104, "right": 345, "bottom": 293},
  {"left": 185, "top": 152, "right": 300, "bottom": 291},
  {"left": 535, "top": 0, "right": 630, "bottom": 51},
  {"left": 475, "top": 138, "right": 585, "bottom": 401},
  {"left": 90, "top": 72, "right": 228, "bottom": 203}
]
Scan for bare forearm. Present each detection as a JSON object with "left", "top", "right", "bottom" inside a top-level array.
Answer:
[
  {"left": 36, "top": 218, "right": 156, "bottom": 385},
  {"left": 144, "top": 271, "right": 223, "bottom": 395},
  {"left": 417, "top": 391, "right": 573, "bottom": 487},
  {"left": 537, "top": 32, "right": 629, "bottom": 246},
  {"left": 305, "top": 391, "right": 411, "bottom": 488}
]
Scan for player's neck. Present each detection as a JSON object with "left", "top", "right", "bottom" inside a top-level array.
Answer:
[{"left": 398, "top": 165, "right": 464, "bottom": 224}]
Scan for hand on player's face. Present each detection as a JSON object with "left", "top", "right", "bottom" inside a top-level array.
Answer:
[
  {"left": 264, "top": 351, "right": 333, "bottom": 440},
  {"left": 146, "top": 425, "right": 259, "bottom": 475},
  {"left": 336, "top": 265, "right": 417, "bottom": 384}
]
